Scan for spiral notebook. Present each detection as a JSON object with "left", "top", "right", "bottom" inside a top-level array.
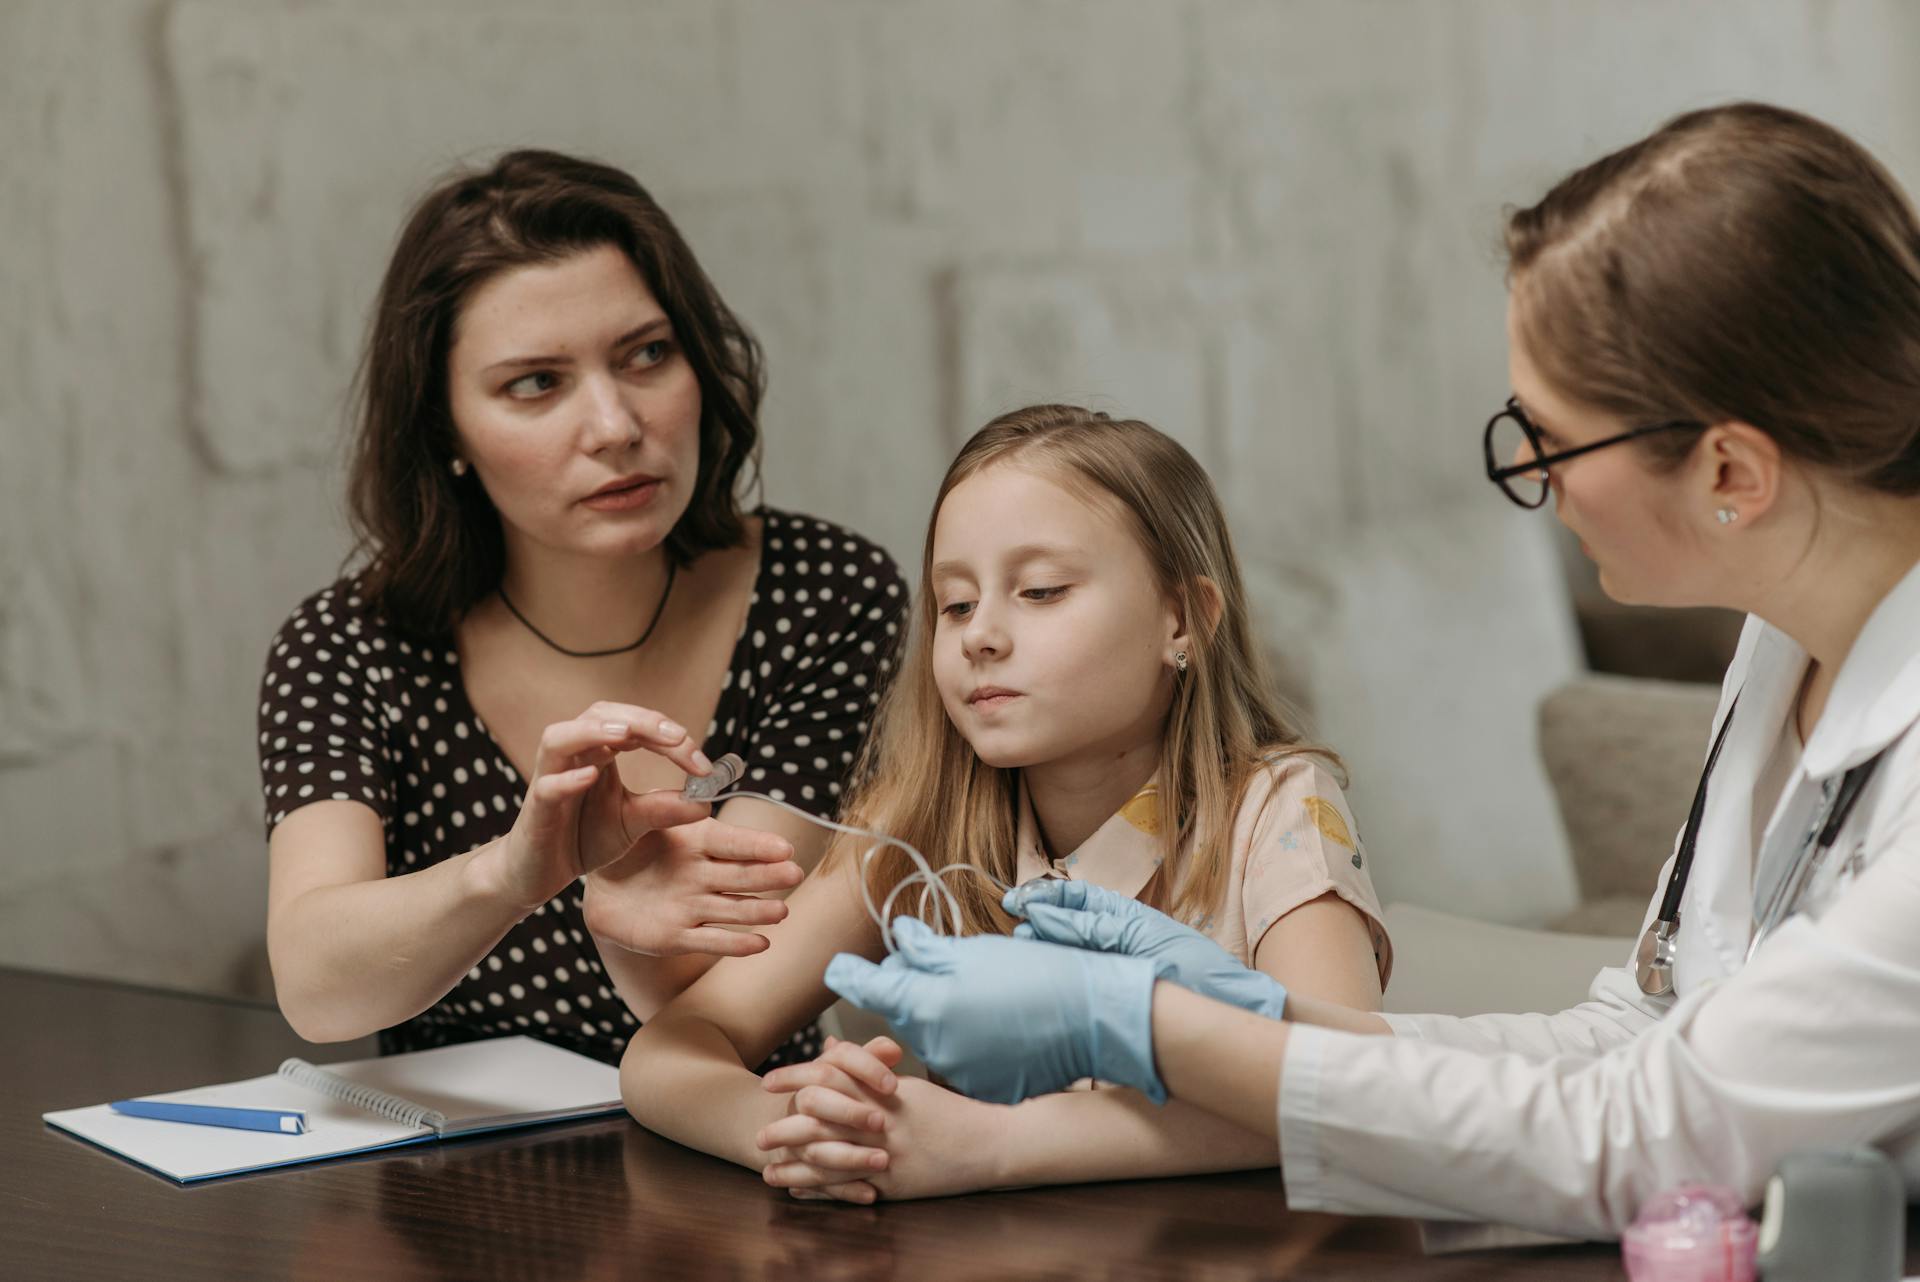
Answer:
[{"left": 42, "top": 1036, "right": 623, "bottom": 1183}]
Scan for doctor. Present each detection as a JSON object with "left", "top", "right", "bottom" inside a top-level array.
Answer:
[{"left": 825, "top": 101, "right": 1920, "bottom": 1239}]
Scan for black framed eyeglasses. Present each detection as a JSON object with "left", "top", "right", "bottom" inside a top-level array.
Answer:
[{"left": 1483, "top": 397, "right": 1704, "bottom": 509}]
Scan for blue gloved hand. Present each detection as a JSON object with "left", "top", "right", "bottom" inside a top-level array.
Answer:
[
  {"left": 823, "top": 916, "right": 1170, "bottom": 1105},
  {"left": 1004, "top": 881, "right": 1289, "bottom": 1022}
]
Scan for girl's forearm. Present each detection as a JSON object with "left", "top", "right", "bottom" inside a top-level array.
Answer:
[
  {"left": 1151, "top": 982, "right": 1293, "bottom": 1139},
  {"left": 969, "top": 986, "right": 1358, "bottom": 1187},
  {"left": 996, "top": 1083, "right": 1277, "bottom": 1188},
  {"left": 267, "top": 840, "right": 526, "bottom": 1043},
  {"left": 621, "top": 1013, "right": 790, "bottom": 1170},
  {"left": 596, "top": 946, "right": 721, "bottom": 1024},
  {"left": 1284, "top": 992, "right": 1394, "bottom": 1036}
]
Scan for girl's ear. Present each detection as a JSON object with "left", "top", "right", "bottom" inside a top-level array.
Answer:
[{"left": 1168, "top": 576, "right": 1226, "bottom": 661}]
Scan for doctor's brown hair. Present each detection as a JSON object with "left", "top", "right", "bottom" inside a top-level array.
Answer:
[
  {"left": 1507, "top": 102, "right": 1920, "bottom": 494},
  {"left": 830, "top": 404, "right": 1337, "bottom": 938},
  {"left": 345, "top": 149, "right": 765, "bottom": 638}
]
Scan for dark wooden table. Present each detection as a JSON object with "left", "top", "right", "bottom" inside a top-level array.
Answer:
[{"left": 5, "top": 967, "right": 1914, "bottom": 1280}]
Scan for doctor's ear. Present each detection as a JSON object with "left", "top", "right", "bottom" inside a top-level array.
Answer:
[{"left": 1697, "top": 422, "right": 1782, "bottom": 528}]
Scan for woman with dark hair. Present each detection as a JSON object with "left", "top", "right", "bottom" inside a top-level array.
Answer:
[
  {"left": 258, "top": 150, "right": 905, "bottom": 1067},
  {"left": 826, "top": 103, "right": 1920, "bottom": 1236}
]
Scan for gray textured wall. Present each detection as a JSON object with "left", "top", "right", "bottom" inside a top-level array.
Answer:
[{"left": 5, "top": 0, "right": 1918, "bottom": 998}]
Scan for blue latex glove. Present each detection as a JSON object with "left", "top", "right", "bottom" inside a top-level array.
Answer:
[
  {"left": 1004, "top": 881, "right": 1289, "bottom": 1022},
  {"left": 823, "top": 916, "right": 1170, "bottom": 1105}
]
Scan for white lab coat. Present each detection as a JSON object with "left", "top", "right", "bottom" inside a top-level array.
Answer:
[{"left": 1276, "top": 559, "right": 1920, "bottom": 1241}]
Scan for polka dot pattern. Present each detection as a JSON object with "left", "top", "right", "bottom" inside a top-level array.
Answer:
[{"left": 257, "top": 508, "right": 909, "bottom": 1069}]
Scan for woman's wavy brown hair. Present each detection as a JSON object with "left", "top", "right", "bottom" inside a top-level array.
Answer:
[
  {"left": 346, "top": 149, "right": 765, "bottom": 637},
  {"left": 1507, "top": 102, "right": 1920, "bottom": 495},
  {"left": 835, "top": 405, "right": 1338, "bottom": 937}
]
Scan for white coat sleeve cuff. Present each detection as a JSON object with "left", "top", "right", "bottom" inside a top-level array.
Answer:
[
  {"left": 1378, "top": 1011, "right": 1425, "bottom": 1039},
  {"left": 1276, "top": 1023, "right": 1487, "bottom": 1222},
  {"left": 1277, "top": 1022, "right": 1333, "bottom": 1211}
]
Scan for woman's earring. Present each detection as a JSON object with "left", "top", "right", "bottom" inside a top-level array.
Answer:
[
  {"left": 1715, "top": 507, "right": 1739, "bottom": 525},
  {"left": 1174, "top": 651, "right": 1189, "bottom": 674},
  {"left": 450, "top": 458, "right": 470, "bottom": 478}
]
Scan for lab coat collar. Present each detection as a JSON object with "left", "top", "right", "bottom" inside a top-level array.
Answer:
[
  {"left": 1673, "top": 556, "right": 1920, "bottom": 992},
  {"left": 1802, "top": 553, "right": 1920, "bottom": 778},
  {"left": 1674, "top": 621, "right": 1805, "bottom": 990},
  {"left": 1012, "top": 773, "right": 1165, "bottom": 899}
]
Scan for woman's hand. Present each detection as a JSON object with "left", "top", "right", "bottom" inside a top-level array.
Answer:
[
  {"left": 582, "top": 815, "right": 802, "bottom": 957},
  {"left": 757, "top": 1035, "right": 1013, "bottom": 1203},
  {"left": 475, "top": 702, "right": 802, "bottom": 952}
]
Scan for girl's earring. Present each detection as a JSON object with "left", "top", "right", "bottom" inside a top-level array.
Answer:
[
  {"left": 1174, "top": 651, "right": 1189, "bottom": 674},
  {"left": 450, "top": 458, "right": 470, "bottom": 478},
  {"left": 1715, "top": 507, "right": 1738, "bottom": 525}
]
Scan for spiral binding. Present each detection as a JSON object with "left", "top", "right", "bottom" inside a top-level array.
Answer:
[{"left": 277, "top": 1057, "right": 449, "bottom": 1134}]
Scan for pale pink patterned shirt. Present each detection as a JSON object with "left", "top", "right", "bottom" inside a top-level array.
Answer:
[{"left": 1013, "top": 754, "right": 1392, "bottom": 987}]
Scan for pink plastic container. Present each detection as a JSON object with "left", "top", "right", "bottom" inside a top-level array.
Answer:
[{"left": 1621, "top": 1185, "right": 1758, "bottom": 1282}]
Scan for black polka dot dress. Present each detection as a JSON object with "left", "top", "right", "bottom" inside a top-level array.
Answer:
[{"left": 257, "top": 508, "right": 908, "bottom": 1068}]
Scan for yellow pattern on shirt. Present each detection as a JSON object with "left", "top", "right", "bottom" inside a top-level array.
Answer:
[
  {"left": 1119, "top": 786, "right": 1162, "bottom": 835},
  {"left": 1302, "top": 796, "right": 1354, "bottom": 850}
]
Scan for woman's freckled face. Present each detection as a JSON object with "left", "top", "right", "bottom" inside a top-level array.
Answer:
[{"left": 446, "top": 243, "right": 702, "bottom": 560}]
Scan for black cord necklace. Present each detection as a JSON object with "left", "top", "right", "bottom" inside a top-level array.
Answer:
[{"left": 498, "top": 560, "right": 677, "bottom": 658}]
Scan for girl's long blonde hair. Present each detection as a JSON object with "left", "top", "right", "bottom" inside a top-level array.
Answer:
[{"left": 836, "top": 404, "right": 1337, "bottom": 937}]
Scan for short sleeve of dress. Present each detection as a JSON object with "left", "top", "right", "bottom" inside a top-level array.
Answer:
[
  {"left": 731, "top": 514, "right": 909, "bottom": 817},
  {"left": 257, "top": 581, "right": 399, "bottom": 840},
  {"left": 1234, "top": 755, "right": 1394, "bottom": 989}
]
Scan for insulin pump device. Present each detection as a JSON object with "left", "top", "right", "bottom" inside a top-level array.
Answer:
[
  {"left": 673, "top": 750, "right": 1011, "bottom": 956},
  {"left": 682, "top": 753, "right": 746, "bottom": 803}
]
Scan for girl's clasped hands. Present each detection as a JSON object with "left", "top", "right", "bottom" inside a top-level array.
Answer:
[{"left": 757, "top": 1032, "right": 1007, "bottom": 1204}]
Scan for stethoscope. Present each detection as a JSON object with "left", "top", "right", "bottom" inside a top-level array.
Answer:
[{"left": 1634, "top": 692, "right": 1891, "bottom": 996}]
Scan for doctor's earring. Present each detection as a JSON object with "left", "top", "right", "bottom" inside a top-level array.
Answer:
[
  {"left": 450, "top": 458, "right": 470, "bottom": 478},
  {"left": 1715, "top": 507, "right": 1739, "bottom": 524},
  {"left": 1174, "top": 651, "right": 1189, "bottom": 674}
]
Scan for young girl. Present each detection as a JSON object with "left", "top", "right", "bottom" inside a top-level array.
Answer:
[{"left": 622, "top": 404, "right": 1391, "bottom": 1200}]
